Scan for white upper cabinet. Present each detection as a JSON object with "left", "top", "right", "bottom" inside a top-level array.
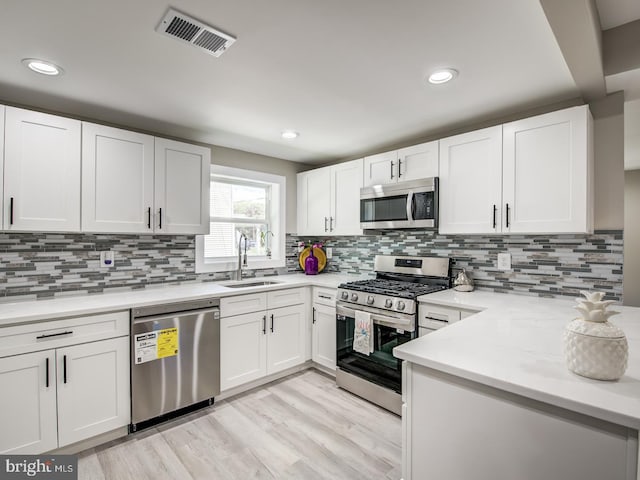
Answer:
[
  {"left": 297, "top": 158, "right": 363, "bottom": 236},
  {"left": 297, "top": 167, "right": 331, "bottom": 236},
  {"left": 363, "top": 141, "right": 438, "bottom": 187},
  {"left": 397, "top": 141, "right": 439, "bottom": 181},
  {"left": 82, "top": 123, "right": 211, "bottom": 234},
  {"left": 4, "top": 107, "right": 81, "bottom": 232},
  {"left": 502, "top": 105, "right": 592, "bottom": 234},
  {"left": 438, "top": 106, "right": 593, "bottom": 235},
  {"left": 329, "top": 159, "right": 363, "bottom": 235},
  {"left": 154, "top": 138, "right": 210, "bottom": 234},
  {"left": 438, "top": 126, "right": 503, "bottom": 234},
  {"left": 363, "top": 150, "right": 399, "bottom": 186},
  {"left": 82, "top": 123, "right": 155, "bottom": 233}
]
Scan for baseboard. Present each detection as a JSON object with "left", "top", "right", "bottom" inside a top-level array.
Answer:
[{"left": 51, "top": 426, "right": 129, "bottom": 454}]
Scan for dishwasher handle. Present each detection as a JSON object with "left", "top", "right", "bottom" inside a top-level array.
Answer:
[{"left": 132, "top": 306, "right": 220, "bottom": 326}]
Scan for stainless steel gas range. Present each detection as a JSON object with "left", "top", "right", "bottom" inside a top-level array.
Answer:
[{"left": 335, "top": 255, "right": 451, "bottom": 414}]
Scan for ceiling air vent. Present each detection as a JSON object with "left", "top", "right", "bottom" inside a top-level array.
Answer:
[{"left": 156, "top": 8, "right": 236, "bottom": 57}]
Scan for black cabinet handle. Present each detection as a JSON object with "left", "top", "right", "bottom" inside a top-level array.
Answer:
[
  {"left": 505, "top": 203, "right": 510, "bottom": 228},
  {"left": 159, "top": 208, "right": 162, "bottom": 229},
  {"left": 63, "top": 355, "right": 67, "bottom": 384},
  {"left": 492, "top": 204, "right": 497, "bottom": 229},
  {"left": 324, "top": 217, "right": 328, "bottom": 232},
  {"left": 318, "top": 295, "right": 331, "bottom": 300},
  {"left": 45, "top": 357, "right": 50, "bottom": 388},
  {"left": 425, "top": 316, "right": 449, "bottom": 323},
  {"left": 36, "top": 330, "right": 73, "bottom": 340},
  {"left": 10, "top": 197, "right": 14, "bottom": 225},
  {"left": 262, "top": 315, "right": 267, "bottom": 335},
  {"left": 147, "top": 207, "right": 151, "bottom": 229},
  {"left": 329, "top": 217, "right": 333, "bottom": 232},
  {"left": 390, "top": 161, "right": 394, "bottom": 180},
  {"left": 398, "top": 159, "right": 403, "bottom": 178},
  {"left": 270, "top": 314, "right": 274, "bottom": 333},
  {"left": 312, "top": 307, "right": 316, "bottom": 324}
]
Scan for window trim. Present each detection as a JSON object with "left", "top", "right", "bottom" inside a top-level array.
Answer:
[{"left": 195, "top": 165, "right": 286, "bottom": 273}]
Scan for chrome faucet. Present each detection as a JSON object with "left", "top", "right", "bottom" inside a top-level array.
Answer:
[{"left": 236, "top": 233, "right": 248, "bottom": 281}]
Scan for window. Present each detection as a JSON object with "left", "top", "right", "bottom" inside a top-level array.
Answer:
[{"left": 196, "top": 165, "right": 285, "bottom": 273}]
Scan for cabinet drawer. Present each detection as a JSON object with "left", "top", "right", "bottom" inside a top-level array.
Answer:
[
  {"left": 313, "top": 287, "right": 336, "bottom": 307},
  {"left": 0, "top": 311, "right": 129, "bottom": 358},
  {"left": 220, "top": 293, "right": 268, "bottom": 317},
  {"left": 419, "top": 304, "right": 462, "bottom": 330},
  {"left": 267, "top": 288, "right": 307, "bottom": 309}
]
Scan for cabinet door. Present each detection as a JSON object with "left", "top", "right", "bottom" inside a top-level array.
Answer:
[
  {"left": 267, "top": 304, "right": 306, "bottom": 375},
  {"left": 4, "top": 107, "right": 81, "bottom": 231},
  {"left": 56, "top": 337, "right": 130, "bottom": 447},
  {"left": 398, "top": 141, "right": 439, "bottom": 181},
  {"left": 330, "top": 159, "right": 363, "bottom": 235},
  {"left": 438, "top": 126, "right": 503, "bottom": 234},
  {"left": 502, "top": 105, "right": 592, "bottom": 234},
  {"left": 296, "top": 167, "right": 331, "bottom": 235},
  {"left": 0, "top": 350, "right": 57, "bottom": 454},
  {"left": 363, "top": 150, "right": 398, "bottom": 186},
  {"left": 220, "top": 312, "right": 267, "bottom": 390},
  {"left": 312, "top": 303, "right": 336, "bottom": 370},
  {"left": 81, "top": 123, "right": 154, "bottom": 233},
  {"left": 154, "top": 138, "right": 210, "bottom": 234}
]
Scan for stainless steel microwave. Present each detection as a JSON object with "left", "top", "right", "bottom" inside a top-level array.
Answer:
[{"left": 360, "top": 177, "right": 438, "bottom": 229}]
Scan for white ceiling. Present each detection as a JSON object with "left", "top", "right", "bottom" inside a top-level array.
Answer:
[
  {"left": 595, "top": 0, "right": 640, "bottom": 30},
  {"left": 0, "top": 0, "right": 580, "bottom": 164}
]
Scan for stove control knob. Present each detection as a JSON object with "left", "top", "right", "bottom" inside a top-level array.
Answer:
[
  {"left": 397, "top": 301, "right": 406, "bottom": 311},
  {"left": 351, "top": 293, "right": 359, "bottom": 302},
  {"left": 366, "top": 295, "right": 375, "bottom": 305},
  {"left": 385, "top": 299, "right": 393, "bottom": 308},
  {"left": 341, "top": 291, "right": 349, "bottom": 300}
]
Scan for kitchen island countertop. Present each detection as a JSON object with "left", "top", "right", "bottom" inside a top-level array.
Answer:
[{"left": 395, "top": 289, "right": 640, "bottom": 429}]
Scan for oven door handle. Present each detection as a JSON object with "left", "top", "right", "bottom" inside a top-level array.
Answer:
[
  {"left": 406, "top": 191, "right": 414, "bottom": 222},
  {"left": 336, "top": 304, "right": 415, "bottom": 332}
]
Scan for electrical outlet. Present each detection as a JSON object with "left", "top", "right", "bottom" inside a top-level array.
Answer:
[
  {"left": 326, "top": 247, "right": 333, "bottom": 259},
  {"left": 297, "top": 242, "right": 305, "bottom": 253},
  {"left": 100, "top": 251, "right": 115, "bottom": 268},
  {"left": 497, "top": 252, "right": 511, "bottom": 270}
]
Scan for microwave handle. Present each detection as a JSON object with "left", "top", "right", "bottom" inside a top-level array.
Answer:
[{"left": 406, "top": 191, "right": 414, "bottom": 222}]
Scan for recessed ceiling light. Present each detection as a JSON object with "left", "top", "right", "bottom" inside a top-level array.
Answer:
[
  {"left": 281, "top": 130, "right": 299, "bottom": 140},
  {"left": 22, "top": 58, "right": 63, "bottom": 76},
  {"left": 427, "top": 68, "right": 458, "bottom": 85}
]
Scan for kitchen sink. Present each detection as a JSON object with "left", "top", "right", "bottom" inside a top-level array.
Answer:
[{"left": 224, "top": 280, "right": 282, "bottom": 288}]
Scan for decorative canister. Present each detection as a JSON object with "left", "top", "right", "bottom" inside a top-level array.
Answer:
[
  {"left": 453, "top": 269, "right": 474, "bottom": 292},
  {"left": 304, "top": 248, "right": 319, "bottom": 275},
  {"left": 564, "top": 291, "right": 628, "bottom": 381}
]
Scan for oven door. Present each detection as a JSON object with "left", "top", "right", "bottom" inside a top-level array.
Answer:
[{"left": 336, "top": 303, "right": 415, "bottom": 393}]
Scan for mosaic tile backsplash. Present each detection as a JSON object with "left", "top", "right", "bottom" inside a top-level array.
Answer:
[
  {"left": 0, "top": 230, "right": 623, "bottom": 301},
  {"left": 290, "top": 230, "right": 624, "bottom": 301}
]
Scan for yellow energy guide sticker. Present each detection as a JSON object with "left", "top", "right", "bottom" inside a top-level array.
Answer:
[{"left": 157, "top": 327, "right": 179, "bottom": 359}]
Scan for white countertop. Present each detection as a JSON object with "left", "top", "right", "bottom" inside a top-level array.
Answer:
[
  {"left": 395, "top": 290, "right": 640, "bottom": 429},
  {"left": 0, "top": 273, "right": 364, "bottom": 327}
]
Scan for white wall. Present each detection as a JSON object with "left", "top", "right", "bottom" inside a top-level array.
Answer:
[
  {"left": 590, "top": 93, "right": 625, "bottom": 230},
  {"left": 209, "top": 145, "right": 305, "bottom": 233},
  {"left": 624, "top": 169, "right": 640, "bottom": 306}
]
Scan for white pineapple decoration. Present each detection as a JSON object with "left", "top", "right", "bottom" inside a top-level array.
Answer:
[{"left": 564, "top": 291, "right": 628, "bottom": 380}]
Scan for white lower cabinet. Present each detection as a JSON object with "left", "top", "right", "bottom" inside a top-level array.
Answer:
[
  {"left": 56, "top": 337, "right": 130, "bottom": 447},
  {"left": 311, "top": 286, "right": 337, "bottom": 370},
  {"left": 0, "top": 312, "right": 130, "bottom": 454},
  {"left": 0, "top": 350, "right": 58, "bottom": 454},
  {"left": 220, "top": 289, "right": 308, "bottom": 391},
  {"left": 311, "top": 303, "right": 336, "bottom": 370}
]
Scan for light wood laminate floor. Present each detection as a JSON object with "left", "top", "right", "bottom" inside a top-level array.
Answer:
[{"left": 78, "top": 369, "right": 401, "bottom": 479}]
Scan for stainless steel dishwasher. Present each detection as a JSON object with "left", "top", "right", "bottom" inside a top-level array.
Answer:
[{"left": 130, "top": 298, "right": 220, "bottom": 431}]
